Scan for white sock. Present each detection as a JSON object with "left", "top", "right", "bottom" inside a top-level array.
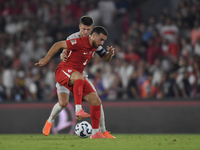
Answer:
[
  {"left": 99, "top": 104, "right": 106, "bottom": 133},
  {"left": 75, "top": 104, "right": 82, "bottom": 114},
  {"left": 92, "top": 129, "right": 99, "bottom": 135},
  {"left": 48, "top": 103, "right": 64, "bottom": 123}
]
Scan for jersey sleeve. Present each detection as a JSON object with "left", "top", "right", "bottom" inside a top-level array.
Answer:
[
  {"left": 66, "top": 38, "right": 82, "bottom": 51},
  {"left": 66, "top": 32, "right": 79, "bottom": 40},
  {"left": 95, "top": 46, "right": 107, "bottom": 58}
]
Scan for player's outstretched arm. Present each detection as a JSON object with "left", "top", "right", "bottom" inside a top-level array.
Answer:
[
  {"left": 35, "top": 41, "right": 68, "bottom": 66},
  {"left": 102, "top": 46, "right": 115, "bottom": 62}
]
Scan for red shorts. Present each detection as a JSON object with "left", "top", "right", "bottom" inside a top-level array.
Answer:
[{"left": 55, "top": 67, "right": 96, "bottom": 96}]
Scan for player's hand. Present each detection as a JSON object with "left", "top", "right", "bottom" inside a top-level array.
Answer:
[
  {"left": 35, "top": 58, "right": 49, "bottom": 66},
  {"left": 107, "top": 46, "right": 115, "bottom": 57},
  {"left": 60, "top": 49, "right": 68, "bottom": 62}
]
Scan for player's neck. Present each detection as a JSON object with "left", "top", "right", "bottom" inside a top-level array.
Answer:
[
  {"left": 79, "top": 33, "right": 83, "bottom": 38},
  {"left": 88, "top": 37, "right": 93, "bottom": 47}
]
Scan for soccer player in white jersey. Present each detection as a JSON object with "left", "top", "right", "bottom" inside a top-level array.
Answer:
[{"left": 42, "top": 16, "right": 115, "bottom": 138}]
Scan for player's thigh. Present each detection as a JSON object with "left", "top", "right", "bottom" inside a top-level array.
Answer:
[
  {"left": 69, "top": 71, "right": 84, "bottom": 86},
  {"left": 83, "top": 92, "right": 102, "bottom": 106},
  {"left": 56, "top": 82, "right": 70, "bottom": 107}
]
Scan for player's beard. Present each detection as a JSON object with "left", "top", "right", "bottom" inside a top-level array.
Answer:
[{"left": 92, "top": 41, "right": 98, "bottom": 49}]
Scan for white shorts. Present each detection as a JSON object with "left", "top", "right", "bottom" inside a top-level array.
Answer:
[{"left": 56, "top": 82, "right": 70, "bottom": 94}]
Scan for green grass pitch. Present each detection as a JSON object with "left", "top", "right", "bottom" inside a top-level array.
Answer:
[{"left": 0, "top": 134, "right": 200, "bottom": 150}]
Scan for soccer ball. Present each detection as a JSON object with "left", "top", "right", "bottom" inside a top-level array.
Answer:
[{"left": 74, "top": 121, "right": 92, "bottom": 138}]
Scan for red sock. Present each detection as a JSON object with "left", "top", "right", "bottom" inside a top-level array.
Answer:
[
  {"left": 73, "top": 79, "right": 84, "bottom": 105},
  {"left": 90, "top": 105, "right": 100, "bottom": 129}
]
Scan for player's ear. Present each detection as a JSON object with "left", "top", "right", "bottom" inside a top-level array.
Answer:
[{"left": 91, "top": 33, "right": 96, "bottom": 40}]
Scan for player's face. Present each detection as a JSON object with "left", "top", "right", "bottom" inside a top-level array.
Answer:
[
  {"left": 79, "top": 24, "right": 93, "bottom": 37},
  {"left": 92, "top": 33, "right": 107, "bottom": 48}
]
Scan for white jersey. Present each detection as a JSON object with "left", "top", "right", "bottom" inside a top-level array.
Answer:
[{"left": 67, "top": 32, "right": 80, "bottom": 40}]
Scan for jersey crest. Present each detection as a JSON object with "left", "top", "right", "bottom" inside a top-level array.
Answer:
[{"left": 70, "top": 39, "right": 77, "bottom": 45}]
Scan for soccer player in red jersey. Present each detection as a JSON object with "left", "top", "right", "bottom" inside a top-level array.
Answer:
[
  {"left": 38, "top": 16, "right": 115, "bottom": 138},
  {"left": 35, "top": 26, "right": 114, "bottom": 138},
  {"left": 59, "top": 16, "right": 115, "bottom": 138}
]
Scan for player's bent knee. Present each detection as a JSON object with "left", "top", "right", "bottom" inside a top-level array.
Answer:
[
  {"left": 59, "top": 100, "right": 68, "bottom": 108},
  {"left": 58, "top": 93, "right": 69, "bottom": 107},
  {"left": 83, "top": 92, "right": 102, "bottom": 106},
  {"left": 96, "top": 99, "right": 102, "bottom": 106},
  {"left": 58, "top": 96, "right": 69, "bottom": 107},
  {"left": 91, "top": 97, "right": 102, "bottom": 106}
]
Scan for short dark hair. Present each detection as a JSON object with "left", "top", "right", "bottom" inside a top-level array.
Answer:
[
  {"left": 90, "top": 26, "right": 108, "bottom": 36},
  {"left": 80, "top": 16, "right": 93, "bottom": 26}
]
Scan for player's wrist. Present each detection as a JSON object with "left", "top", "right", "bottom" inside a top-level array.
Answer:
[
  {"left": 44, "top": 55, "right": 52, "bottom": 61},
  {"left": 107, "top": 53, "right": 113, "bottom": 61}
]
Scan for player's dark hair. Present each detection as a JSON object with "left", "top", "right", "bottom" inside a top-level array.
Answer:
[
  {"left": 90, "top": 26, "right": 108, "bottom": 36},
  {"left": 80, "top": 16, "right": 93, "bottom": 26}
]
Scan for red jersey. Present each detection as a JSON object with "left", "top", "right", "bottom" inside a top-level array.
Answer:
[{"left": 58, "top": 36, "right": 96, "bottom": 73}]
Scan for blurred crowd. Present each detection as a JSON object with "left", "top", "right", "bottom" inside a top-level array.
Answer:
[{"left": 1, "top": 0, "right": 200, "bottom": 102}]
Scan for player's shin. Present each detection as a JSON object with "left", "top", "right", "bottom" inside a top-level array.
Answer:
[
  {"left": 43, "top": 102, "right": 65, "bottom": 136},
  {"left": 48, "top": 102, "right": 64, "bottom": 123},
  {"left": 90, "top": 105, "right": 101, "bottom": 135},
  {"left": 99, "top": 104, "right": 106, "bottom": 133}
]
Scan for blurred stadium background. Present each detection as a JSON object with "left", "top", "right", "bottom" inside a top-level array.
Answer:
[{"left": 1, "top": 0, "right": 200, "bottom": 134}]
